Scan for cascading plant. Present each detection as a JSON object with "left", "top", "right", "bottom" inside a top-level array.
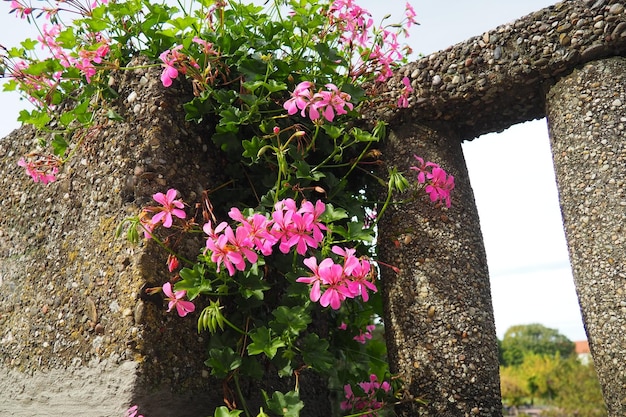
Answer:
[{"left": 3, "top": 1, "right": 454, "bottom": 416}]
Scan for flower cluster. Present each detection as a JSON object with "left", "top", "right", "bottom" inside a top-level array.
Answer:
[
  {"left": 283, "top": 81, "right": 354, "bottom": 123},
  {"left": 297, "top": 245, "right": 377, "bottom": 310},
  {"left": 9, "top": 0, "right": 109, "bottom": 20},
  {"left": 327, "top": 0, "right": 417, "bottom": 82},
  {"left": 340, "top": 374, "right": 392, "bottom": 416},
  {"left": 17, "top": 154, "right": 60, "bottom": 184},
  {"left": 410, "top": 155, "right": 455, "bottom": 208},
  {"left": 353, "top": 324, "right": 377, "bottom": 344},
  {"left": 203, "top": 199, "right": 327, "bottom": 276},
  {"left": 158, "top": 37, "right": 219, "bottom": 88},
  {"left": 37, "top": 23, "right": 109, "bottom": 84}
]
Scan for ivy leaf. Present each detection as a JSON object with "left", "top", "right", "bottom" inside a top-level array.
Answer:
[
  {"left": 18, "top": 109, "right": 50, "bottom": 129},
  {"left": 242, "top": 136, "right": 264, "bottom": 162},
  {"left": 265, "top": 391, "right": 304, "bottom": 417},
  {"left": 293, "top": 161, "right": 325, "bottom": 181},
  {"left": 213, "top": 406, "right": 243, "bottom": 417},
  {"left": 204, "top": 347, "right": 242, "bottom": 378},
  {"left": 346, "top": 221, "right": 374, "bottom": 243},
  {"left": 300, "top": 333, "right": 334, "bottom": 372},
  {"left": 175, "top": 265, "right": 212, "bottom": 299},
  {"left": 320, "top": 203, "right": 348, "bottom": 223},
  {"left": 247, "top": 326, "right": 285, "bottom": 359},
  {"left": 269, "top": 305, "right": 311, "bottom": 337},
  {"left": 51, "top": 134, "right": 68, "bottom": 157}
]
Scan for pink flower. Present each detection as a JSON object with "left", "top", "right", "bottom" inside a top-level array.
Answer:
[
  {"left": 353, "top": 324, "right": 376, "bottom": 344},
  {"left": 425, "top": 166, "right": 455, "bottom": 208},
  {"left": 9, "top": 1, "right": 33, "bottom": 19},
  {"left": 405, "top": 2, "right": 418, "bottom": 29},
  {"left": 317, "top": 259, "right": 351, "bottom": 310},
  {"left": 409, "top": 154, "right": 438, "bottom": 184},
  {"left": 271, "top": 199, "right": 326, "bottom": 255},
  {"left": 125, "top": 405, "right": 144, "bottom": 417},
  {"left": 284, "top": 83, "right": 353, "bottom": 123},
  {"left": 205, "top": 222, "right": 258, "bottom": 276},
  {"left": 296, "top": 256, "right": 324, "bottom": 303},
  {"left": 162, "top": 282, "right": 195, "bottom": 317},
  {"left": 159, "top": 45, "right": 187, "bottom": 87},
  {"left": 140, "top": 217, "right": 156, "bottom": 239},
  {"left": 397, "top": 76, "right": 413, "bottom": 108},
  {"left": 18, "top": 156, "right": 59, "bottom": 184},
  {"left": 167, "top": 254, "right": 179, "bottom": 272},
  {"left": 353, "top": 332, "right": 372, "bottom": 344},
  {"left": 150, "top": 189, "right": 186, "bottom": 228},
  {"left": 228, "top": 208, "right": 276, "bottom": 256},
  {"left": 283, "top": 81, "right": 314, "bottom": 117},
  {"left": 297, "top": 257, "right": 352, "bottom": 310},
  {"left": 310, "top": 84, "right": 353, "bottom": 122},
  {"left": 340, "top": 374, "right": 391, "bottom": 415},
  {"left": 346, "top": 257, "right": 377, "bottom": 302}
]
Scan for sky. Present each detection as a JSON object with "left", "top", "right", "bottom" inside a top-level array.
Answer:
[{"left": 0, "top": 0, "right": 587, "bottom": 341}]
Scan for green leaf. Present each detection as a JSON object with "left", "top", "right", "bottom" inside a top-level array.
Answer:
[
  {"left": 59, "top": 111, "right": 76, "bottom": 127},
  {"left": 247, "top": 326, "right": 285, "bottom": 359},
  {"left": 18, "top": 109, "right": 50, "bottom": 129},
  {"left": 107, "top": 109, "right": 124, "bottom": 121},
  {"left": 176, "top": 265, "right": 213, "bottom": 299},
  {"left": 293, "top": 161, "right": 325, "bottom": 181},
  {"left": 20, "top": 38, "right": 37, "bottom": 51},
  {"left": 51, "top": 134, "right": 68, "bottom": 157},
  {"left": 238, "top": 56, "right": 267, "bottom": 81},
  {"left": 346, "top": 222, "right": 374, "bottom": 243},
  {"left": 204, "top": 347, "right": 242, "bottom": 378},
  {"left": 321, "top": 124, "right": 345, "bottom": 140},
  {"left": 320, "top": 203, "right": 348, "bottom": 223},
  {"left": 214, "top": 406, "right": 243, "bottom": 417},
  {"left": 242, "top": 136, "right": 264, "bottom": 162},
  {"left": 300, "top": 333, "right": 334, "bottom": 372},
  {"left": 269, "top": 306, "right": 311, "bottom": 337},
  {"left": 266, "top": 391, "right": 304, "bottom": 417}
]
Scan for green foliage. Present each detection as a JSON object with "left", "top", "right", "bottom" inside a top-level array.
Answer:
[
  {"left": 501, "top": 323, "right": 575, "bottom": 367},
  {"left": 499, "top": 324, "right": 606, "bottom": 417}
]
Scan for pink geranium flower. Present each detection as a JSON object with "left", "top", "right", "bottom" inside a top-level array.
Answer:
[
  {"left": 283, "top": 81, "right": 314, "bottom": 117},
  {"left": 397, "top": 76, "right": 413, "bottom": 108},
  {"left": 425, "top": 166, "right": 455, "bottom": 208},
  {"left": 409, "top": 154, "right": 438, "bottom": 184},
  {"left": 151, "top": 189, "right": 186, "bottom": 228},
  {"left": 162, "top": 282, "right": 195, "bottom": 317},
  {"left": 310, "top": 83, "right": 354, "bottom": 122},
  {"left": 125, "top": 405, "right": 144, "bottom": 417},
  {"left": 18, "top": 156, "right": 59, "bottom": 184},
  {"left": 205, "top": 222, "right": 258, "bottom": 276}
]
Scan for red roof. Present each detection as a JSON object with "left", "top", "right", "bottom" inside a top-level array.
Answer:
[{"left": 575, "top": 340, "right": 590, "bottom": 354}]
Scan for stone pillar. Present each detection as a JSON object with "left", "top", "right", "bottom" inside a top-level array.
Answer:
[
  {"left": 378, "top": 122, "right": 502, "bottom": 417},
  {"left": 546, "top": 56, "right": 626, "bottom": 417},
  {"left": 0, "top": 62, "right": 226, "bottom": 417}
]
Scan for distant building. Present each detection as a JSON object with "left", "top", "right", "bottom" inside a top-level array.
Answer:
[{"left": 575, "top": 340, "right": 591, "bottom": 365}]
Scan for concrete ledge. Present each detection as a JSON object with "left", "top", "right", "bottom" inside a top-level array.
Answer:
[{"left": 377, "top": 0, "right": 626, "bottom": 139}]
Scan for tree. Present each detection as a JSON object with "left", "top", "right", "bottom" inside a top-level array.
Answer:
[
  {"left": 545, "top": 357, "right": 607, "bottom": 417},
  {"left": 501, "top": 324, "right": 575, "bottom": 366}
]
